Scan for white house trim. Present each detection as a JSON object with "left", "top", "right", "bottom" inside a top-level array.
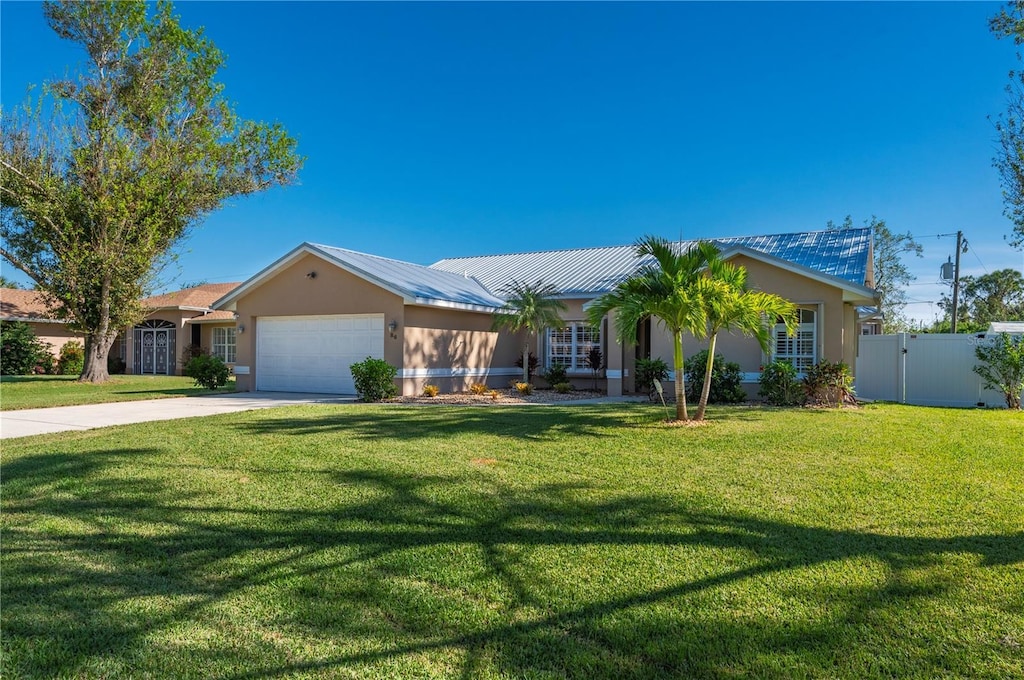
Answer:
[{"left": 397, "top": 367, "right": 521, "bottom": 379}]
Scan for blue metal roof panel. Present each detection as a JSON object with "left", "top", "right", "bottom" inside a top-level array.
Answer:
[
  {"left": 431, "top": 228, "right": 873, "bottom": 297},
  {"left": 714, "top": 228, "right": 872, "bottom": 283},
  {"left": 309, "top": 244, "right": 506, "bottom": 309}
]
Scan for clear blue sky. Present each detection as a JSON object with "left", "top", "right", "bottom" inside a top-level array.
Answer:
[{"left": 3, "top": 1, "right": 1023, "bottom": 325}]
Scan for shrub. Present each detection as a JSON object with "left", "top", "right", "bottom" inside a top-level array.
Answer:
[
  {"left": 57, "top": 340, "right": 85, "bottom": 375},
  {"left": 973, "top": 333, "right": 1024, "bottom": 409},
  {"left": 635, "top": 357, "right": 670, "bottom": 401},
  {"left": 758, "top": 360, "right": 804, "bottom": 406},
  {"left": 553, "top": 382, "right": 573, "bottom": 394},
  {"left": 803, "top": 360, "right": 856, "bottom": 407},
  {"left": 0, "top": 321, "right": 51, "bottom": 375},
  {"left": 488, "top": 389, "right": 500, "bottom": 401},
  {"left": 350, "top": 357, "right": 398, "bottom": 402},
  {"left": 107, "top": 355, "right": 126, "bottom": 375},
  {"left": 422, "top": 384, "right": 440, "bottom": 398},
  {"left": 540, "top": 363, "right": 568, "bottom": 387},
  {"left": 181, "top": 343, "right": 206, "bottom": 365},
  {"left": 514, "top": 352, "right": 539, "bottom": 381},
  {"left": 469, "top": 383, "right": 488, "bottom": 395},
  {"left": 684, "top": 350, "right": 745, "bottom": 404},
  {"left": 36, "top": 352, "right": 55, "bottom": 375},
  {"left": 587, "top": 346, "right": 603, "bottom": 390},
  {"left": 514, "top": 382, "right": 533, "bottom": 395},
  {"left": 184, "top": 353, "right": 230, "bottom": 390}
]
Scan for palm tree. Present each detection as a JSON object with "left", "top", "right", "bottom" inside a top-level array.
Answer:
[
  {"left": 694, "top": 262, "right": 797, "bottom": 421},
  {"left": 492, "top": 280, "right": 567, "bottom": 383},
  {"left": 587, "top": 236, "right": 719, "bottom": 421}
]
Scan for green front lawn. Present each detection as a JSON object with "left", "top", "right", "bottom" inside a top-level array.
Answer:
[
  {"left": 2, "top": 404, "right": 1022, "bottom": 678},
  {"left": 0, "top": 374, "right": 235, "bottom": 410}
]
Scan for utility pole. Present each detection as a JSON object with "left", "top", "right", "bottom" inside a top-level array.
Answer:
[{"left": 951, "top": 230, "right": 963, "bottom": 334}]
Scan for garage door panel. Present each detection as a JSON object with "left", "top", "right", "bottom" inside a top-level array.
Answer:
[{"left": 256, "top": 314, "right": 385, "bottom": 394}]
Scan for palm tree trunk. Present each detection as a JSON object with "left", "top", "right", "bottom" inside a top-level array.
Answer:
[
  {"left": 695, "top": 332, "right": 718, "bottom": 421},
  {"left": 673, "top": 329, "right": 688, "bottom": 421},
  {"left": 522, "top": 343, "right": 530, "bottom": 383}
]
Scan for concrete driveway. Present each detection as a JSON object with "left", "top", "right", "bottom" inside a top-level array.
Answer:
[{"left": 1, "top": 392, "right": 356, "bottom": 440}]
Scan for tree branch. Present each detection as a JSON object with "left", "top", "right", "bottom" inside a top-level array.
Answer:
[
  {"left": 0, "top": 246, "right": 45, "bottom": 288},
  {"left": 0, "top": 184, "right": 63, "bottom": 237}
]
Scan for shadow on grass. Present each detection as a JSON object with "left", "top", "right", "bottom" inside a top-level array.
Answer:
[
  {"left": 116, "top": 387, "right": 221, "bottom": 397},
  {"left": 231, "top": 403, "right": 651, "bottom": 441},
  {"left": 2, "top": 446, "right": 1021, "bottom": 678},
  {"left": 232, "top": 402, "right": 835, "bottom": 441}
]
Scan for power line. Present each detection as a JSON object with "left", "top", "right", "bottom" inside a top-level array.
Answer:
[{"left": 970, "top": 248, "right": 989, "bottom": 275}]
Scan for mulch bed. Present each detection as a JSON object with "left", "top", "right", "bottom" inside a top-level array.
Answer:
[{"left": 388, "top": 388, "right": 606, "bottom": 405}]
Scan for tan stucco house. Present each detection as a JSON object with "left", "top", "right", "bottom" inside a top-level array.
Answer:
[
  {"left": 125, "top": 283, "right": 240, "bottom": 375},
  {"left": 213, "top": 228, "right": 879, "bottom": 396},
  {"left": 1, "top": 283, "right": 240, "bottom": 374},
  {"left": 0, "top": 288, "right": 85, "bottom": 360}
]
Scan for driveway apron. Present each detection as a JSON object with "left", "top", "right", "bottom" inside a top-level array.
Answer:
[{"left": 0, "top": 392, "right": 355, "bottom": 440}]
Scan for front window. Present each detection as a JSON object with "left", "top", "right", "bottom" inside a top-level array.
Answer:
[
  {"left": 773, "top": 308, "right": 816, "bottom": 372},
  {"left": 547, "top": 323, "right": 600, "bottom": 372},
  {"left": 212, "top": 326, "right": 237, "bottom": 364}
]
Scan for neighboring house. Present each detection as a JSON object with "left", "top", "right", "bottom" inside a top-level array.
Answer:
[
  {"left": 0, "top": 283, "right": 240, "bottom": 376},
  {"left": 127, "top": 283, "right": 241, "bottom": 375},
  {"left": 214, "top": 228, "right": 879, "bottom": 396},
  {"left": 0, "top": 288, "right": 85, "bottom": 358},
  {"left": 987, "top": 321, "right": 1024, "bottom": 334}
]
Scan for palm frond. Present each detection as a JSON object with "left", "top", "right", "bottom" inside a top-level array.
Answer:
[{"left": 492, "top": 279, "right": 567, "bottom": 334}]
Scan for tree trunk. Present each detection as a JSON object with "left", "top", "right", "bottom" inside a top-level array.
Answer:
[
  {"left": 673, "top": 329, "right": 688, "bottom": 421},
  {"left": 80, "top": 331, "right": 117, "bottom": 382},
  {"left": 695, "top": 333, "right": 718, "bottom": 421},
  {"left": 79, "top": 274, "right": 117, "bottom": 383},
  {"left": 522, "top": 343, "right": 530, "bottom": 384}
]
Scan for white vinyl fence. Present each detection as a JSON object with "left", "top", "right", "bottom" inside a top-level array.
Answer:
[{"left": 855, "top": 333, "right": 1012, "bottom": 408}]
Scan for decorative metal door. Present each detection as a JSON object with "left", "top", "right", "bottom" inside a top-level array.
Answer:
[
  {"left": 142, "top": 330, "right": 156, "bottom": 373},
  {"left": 155, "top": 331, "right": 168, "bottom": 373},
  {"left": 133, "top": 320, "right": 177, "bottom": 374}
]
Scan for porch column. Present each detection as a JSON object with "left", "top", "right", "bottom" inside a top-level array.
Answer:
[{"left": 605, "top": 311, "right": 623, "bottom": 397}]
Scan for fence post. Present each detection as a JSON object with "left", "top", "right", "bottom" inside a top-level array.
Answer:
[{"left": 899, "top": 333, "right": 907, "bottom": 404}]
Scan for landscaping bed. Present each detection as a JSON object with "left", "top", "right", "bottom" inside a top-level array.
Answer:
[{"left": 390, "top": 387, "right": 607, "bottom": 405}]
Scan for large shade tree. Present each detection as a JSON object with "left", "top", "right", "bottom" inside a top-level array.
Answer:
[
  {"left": 694, "top": 261, "right": 796, "bottom": 422},
  {"left": 588, "top": 236, "right": 719, "bottom": 422},
  {"left": 0, "top": 1, "right": 302, "bottom": 382},
  {"left": 961, "top": 268, "right": 1024, "bottom": 323},
  {"left": 939, "top": 268, "right": 1024, "bottom": 328},
  {"left": 492, "top": 280, "right": 567, "bottom": 384},
  {"left": 828, "top": 215, "right": 921, "bottom": 332},
  {"left": 991, "top": 1, "right": 1024, "bottom": 248}
]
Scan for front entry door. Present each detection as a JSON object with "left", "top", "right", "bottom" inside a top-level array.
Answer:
[
  {"left": 154, "top": 330, "right": 168, "bottom": 374},
  {"left": 134, "top": 321, "right": 177, "bottom": 375},
  {"left": 141, "top": 330, "right": 157, "bottom": 373}
]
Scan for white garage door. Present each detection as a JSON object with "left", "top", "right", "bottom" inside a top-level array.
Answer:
[{"left": 256, "top": 314, "right": 385, "bottom": 394}]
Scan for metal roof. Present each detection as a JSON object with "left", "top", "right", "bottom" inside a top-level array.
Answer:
[
  {"left": 430, "top": 243, "right": 647, "bottom": 297},
  {"left": 431, "top": 228, "right": 873, "bottom": 297},
  {"left": 309, "top": 244, "right": 506, "bottom": 309},
  {"left": 988, "top": 321, "right": 1024, "bottom": 333},
  {"left": 716, "top": 229, "right": 871, "bottom": 283}
]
